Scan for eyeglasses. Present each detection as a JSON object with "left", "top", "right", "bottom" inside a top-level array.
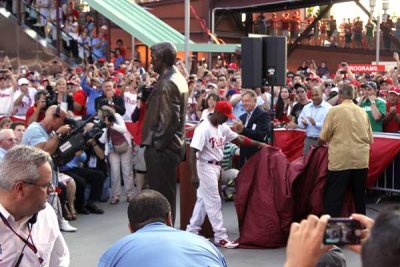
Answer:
[{"left": 22, "top": 181, "right": 54, "bottom": 191}]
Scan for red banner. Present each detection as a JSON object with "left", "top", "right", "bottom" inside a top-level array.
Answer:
[{"left": 348, "top": 64, "right": 386, "bottom": 73}]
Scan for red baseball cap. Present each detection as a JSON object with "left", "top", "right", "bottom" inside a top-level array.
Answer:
[
  {"left": 350, "top": 80, "right": 361, "bottom": 88},
  {"left": 389, "top": 86, "right": 400, "bottom": 95},
  {"left": 380, "top": 77, "right": 393, "bottom": 85},
  {"left": 215, "top": 101, "right": 235, "bottom": 119}
]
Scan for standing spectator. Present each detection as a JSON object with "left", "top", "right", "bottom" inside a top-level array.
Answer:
[
  {"left": 327, "top": 15, "right": 337, "bottom": 39},
  {"left": 115, "top": 39, "right": 127, "bottom": 58},
  {"left": 297, "top": 87, "right": 331, "bottom": 156},
  {"left": 0, "top": 69, "right": 16, "bottom": 116},
  {"left": 254, "top": 13, "right": 267, "bottom": 35},
  {"left": 53, "top": 78, "right": 74, "bottom": 112},
  {"left": 344, "top": 18, "right": 352, "bottom": 48},
  {"left": 381, "top": 15, "right": 393, "bottom": 50},
  {"left": 353, "top": 17, "right": 363, "bottom": 49},
  {"left": 35, "top": 0, "right": 50, "bottom": 26},
  {"left": 0, "top": 129, "right": 17, "bottom": 159},
  {"left": 319, "top": 84, "right": 373, "bottom": 216},
  {"left": 13, "top": 77, "right": 36, "bottom": 116},
  {"left": 383, "top": 86, "right": 400, "bottom": 133},
  {"left": 92, "top": 32, "right": 108, "bottom": 62},
  {"left": 200, "top": 93, "right": 219, "bottom": 121},
  {"left": 365, "top": 19, "right": 374, "bottom": 49},
  {"left": 281, "top": 13, "right": 290, "bottom": 38},
  {"left": 141, "top": 42, "right": 188, "bottom": 224},
  {"left": 83, "top": 13, "right": 95, "bottom": 38},
  {"left": 114, "top": 48, "right": 125, "bottom": 70},
  {"left": 77, "top": 28, "right": 92, "bottom": 63},
  {"left": 233, "top": 90, "right": 270, "bottom": 167},
  {"left": 275, "top": 87, "right": 294, "bottom": 126},
  {"left": 359, "top": 81, "right": 386, "bottom": 132},
  {"left": 98, "top": 190, "right": 227, "bottom": 267},
  {"left": 99, "top": 106, "right": 136, "bottom": 204},
  {"left": 80, "top": 69, "right": 103, "bottom": 116},
  {"left": 94, "top": 79, "right": 126, "bottom": 116},
  {"left": 288, "top": 84, "right": 311, "bottom": 126},
  {"left": 122, "top": 77, "right": 138, "bottom": 121},
  {"left": 317, "top": 61, "right": 329, "bottom": 78},
  {"left": 290, "top": 11, "right": 301, "bottom": 43},
  {"left": 71, "top": 79, "right": 87, "bottom": 116},
  {"left": 269, "top": 13, "right": 279, "bottom": 36},
  {"left": 10, "top": 122, "right": 25, "bottom": 144},
  {"left": 0, "top": 118, "right": 12, "bottom": 129}
]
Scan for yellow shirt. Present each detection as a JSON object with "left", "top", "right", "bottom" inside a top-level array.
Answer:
[{"left": 319, "top": 99, "right": 373, "bottom": 171}]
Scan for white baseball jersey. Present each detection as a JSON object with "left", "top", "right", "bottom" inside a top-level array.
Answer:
[{"left": 190, "top": 117, "right": 238, "bottom": 162}]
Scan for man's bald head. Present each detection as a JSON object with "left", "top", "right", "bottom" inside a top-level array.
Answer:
[
  {"left": 0, "top": 129, "right": 16, "bottom": 150},
  {"left": 45, "top": 105, "right": 67, "bottom": 118}
]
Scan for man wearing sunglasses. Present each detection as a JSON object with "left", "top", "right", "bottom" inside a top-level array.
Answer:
[{"left": 0, "top": 145, "right": 70, "bottom": 266}]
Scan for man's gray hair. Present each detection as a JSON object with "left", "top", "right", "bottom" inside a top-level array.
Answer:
[
  {"left": 0, "top": 145, "right": 50, "bottom": 190},
  {"left": 339, "top": 84, "right": 355, "bottom": 99},
  {"left": 242, "top": 89, "right": 257, "bottom": 100}
]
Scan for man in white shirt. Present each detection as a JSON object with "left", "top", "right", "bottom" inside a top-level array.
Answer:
[
  {"left": 298, "top": 86, "right": 331, "bottom": 156},
  {"left": 0, "top": 145, "right": 70, "bottom": 266},
  {"left": 0, "top": 70, "right": 16, "bottom": 116},
  {"left": 187, "top": 101, "right": 266, "bottom": 249}
]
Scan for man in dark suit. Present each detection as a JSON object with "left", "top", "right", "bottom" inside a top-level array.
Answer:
[{"left": 233, "top": 90, "right": 270, "bottom": 167}]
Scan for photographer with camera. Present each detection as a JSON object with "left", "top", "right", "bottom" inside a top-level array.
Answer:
[
  {"left": 99, "top": 105, "right": 136, "bottom": 204},
  {"left": 25, "top": 90, "right": 47, "bottom": 126},
  {"left": 21, "top": 105, "right": 77, "bottom": 232}
]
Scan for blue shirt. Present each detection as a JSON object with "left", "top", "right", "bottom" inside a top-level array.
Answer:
[
  {"left": 98, "top": 222, "right": 227, "bottom": 267},
  {"left": 60, "top": 152, "right": 87, "bottom": 171},
  {"left": 21, "top": 122, "right": 49, "bottom": 146},
  {"left": 80, "top": 75, "right": 103, "bottom": 116},
  {"left": 91, "top": 37, "right": 108, "bottom": 60},
  {"left": 298, "top": 100, "right": 331, "bottom": 138}
]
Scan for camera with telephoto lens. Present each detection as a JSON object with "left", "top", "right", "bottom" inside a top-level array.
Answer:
[{"left": 53, "top": 114, "right": 105, "bottom": 166}]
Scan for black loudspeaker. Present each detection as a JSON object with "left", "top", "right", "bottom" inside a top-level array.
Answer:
[
  {"left": 262, "top": 36, "right": 287, "bottom": 86},
  {"left": 241, "top": 37, "right": 263, "bottom": 88}
]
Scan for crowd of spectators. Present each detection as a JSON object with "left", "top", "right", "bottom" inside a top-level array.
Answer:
[
  {"left": 0, "top": 20, "right": 399, "bottom": 262},
  {"left": 253, "top": 12, "right": 400, "bottom": 50}
]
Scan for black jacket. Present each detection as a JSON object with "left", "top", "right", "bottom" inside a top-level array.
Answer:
[{"left": 239, "top": 106, "right": 270, "bottom": 167}]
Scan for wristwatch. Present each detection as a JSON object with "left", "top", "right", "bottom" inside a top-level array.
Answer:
[{"left": 55, "top": 132, "right": 63, "bottom": 140}]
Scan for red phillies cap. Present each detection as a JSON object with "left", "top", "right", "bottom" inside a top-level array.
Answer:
[
  {"left": 311, "top": 76, "right": 322, "bottom": 83},
  {"left": 389, "top": 86, "right": 400, "bottom": 95},
  {"left": 380, "top": 77, "right": 393, "bottom": 85},
  {"left": 350, "top": 80, "right": 361, "bottom": 88},
  {"left": 215, "top": 101, "right": 235, "bottom": 119}
]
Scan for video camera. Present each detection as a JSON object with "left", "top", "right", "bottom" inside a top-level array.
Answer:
[{"left": 53, "top": 113, "right": 105, "bottom": 166}]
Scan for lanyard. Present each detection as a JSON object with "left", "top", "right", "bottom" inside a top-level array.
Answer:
[{"left": 0, "top": 212, "right": 44, "bottom": 265}]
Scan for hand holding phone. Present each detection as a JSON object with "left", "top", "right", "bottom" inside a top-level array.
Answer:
[{"left": 323, "top": 218, "right": 362, "bottom": 245}]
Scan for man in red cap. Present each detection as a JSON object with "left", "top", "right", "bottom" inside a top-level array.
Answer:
[
  {"left": 187, "top": 101, "right": 267, "bottom": 249},
  {"left": 383, "top": 86, "right": 400, "bottom": 132}
]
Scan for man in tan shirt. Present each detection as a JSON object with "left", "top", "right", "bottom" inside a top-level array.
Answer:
[{"left": 319, "top": 84, "right": 373, "bottom": 216}]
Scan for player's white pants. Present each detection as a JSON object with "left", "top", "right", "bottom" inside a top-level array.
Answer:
[{"left": 186, "top": 161, "right": 228, "bottom": 241}]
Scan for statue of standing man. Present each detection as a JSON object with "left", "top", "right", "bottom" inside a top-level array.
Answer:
[{"left": 141, "top": 42, "right": 188, "bottom": 224}]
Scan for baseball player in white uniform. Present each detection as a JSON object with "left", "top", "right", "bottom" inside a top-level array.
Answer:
[{"left": 187, "top": 101, "right": 266, "bottom": 248}]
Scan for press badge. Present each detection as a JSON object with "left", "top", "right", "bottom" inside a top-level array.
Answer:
[
  {"left": 252, "top": 124, "right": 257, "bottom": 130},
  {"left": 89, "top": 156, "right": 97, "bottom": 168}
]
